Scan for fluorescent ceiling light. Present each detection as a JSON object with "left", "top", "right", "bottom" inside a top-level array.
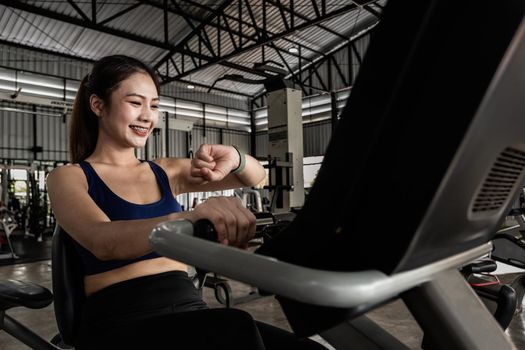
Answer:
[
  {"left": 176, "top": 110, "right": 203, "bottom": 119},
  {"left": 205, "top": 115, "right": 228, "bottom": 123},
  {"left": 0, "top": 74, "right": 77, "bottom": 92},
  {"left": 288, "top": 47, "right": 299, "bottom": 54},
  {"left": 303, "top": 106, "right": 332, "bottom": 117},
  {"left": 0, "top": 86, "right": 64, "bottom": 99},
  {"left": 176, "top": 101, "right": 202, "bottom": 111},
  {"left": 159, "top": 99, "right": 176, "bottom": 108},
  {"left": 0, "top": 107, "right": 62, "bottom": 117},
  {"left": 228, "top": 109, "right": 249, "bottom": 118},
  {"left": 227, "top": 118, "right": 251, "bottom": 126},
  {"left": 254, "top": 110, "right": 268, "bottom": 119}
]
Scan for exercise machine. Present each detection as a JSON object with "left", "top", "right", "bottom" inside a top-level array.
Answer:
[
  {"left": 0, "top": 208, "right": 19, "bottom": 260},
  {"left": 150, "top": 1, "right": 525, "bottom": 349},
  {"left": 460, "top": 192, "right": 525, "bottom": 331},
  {"left": 2, "top": 1, "right": 525, "bottom": 349}
]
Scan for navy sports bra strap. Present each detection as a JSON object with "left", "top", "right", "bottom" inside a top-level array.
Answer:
[
  {"left": 147, "top": 161, "right": 174, "bottom": 196},
  {"left": 78, "top": 160, "right": 96, "bottom": 188}
]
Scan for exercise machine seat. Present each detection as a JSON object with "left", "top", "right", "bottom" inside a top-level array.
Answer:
[
  {"left": 51, "top": 225, "right": 85, "bottom": 346},
  {"left": 0, "top": 279, "right": 53, "bottom": 311}
]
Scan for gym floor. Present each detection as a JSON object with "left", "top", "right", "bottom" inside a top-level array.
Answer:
[{"left": 1, "top": 262, "right": 525, "bottom": 349}]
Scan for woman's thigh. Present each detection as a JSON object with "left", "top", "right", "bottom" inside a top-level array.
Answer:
[
  {"left": 78, "top": 308, "right": 265, "bottom": 349},
  {"left": 78, "top": 308, "right": 327, "bottom": 350}
]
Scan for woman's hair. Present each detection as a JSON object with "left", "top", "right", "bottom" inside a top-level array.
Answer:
[{"left": 69, "top": 55, "right": 160, "bottom": 163}]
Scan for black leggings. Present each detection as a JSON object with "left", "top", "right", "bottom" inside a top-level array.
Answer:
[{"left": 77, "top": 271, "right": 326, "bottom": 350}]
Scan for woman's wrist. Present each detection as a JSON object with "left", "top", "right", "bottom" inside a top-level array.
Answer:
[{"left": 230, "top": 146, "right": 246, "bottom": 174}]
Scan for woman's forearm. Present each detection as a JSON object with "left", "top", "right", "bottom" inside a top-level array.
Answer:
[
  {"left": 232, "top": 154, "right": 266, "bottom": 187},
  {"left": 78, "top": 211, "right": 189, "bottom": 261}
]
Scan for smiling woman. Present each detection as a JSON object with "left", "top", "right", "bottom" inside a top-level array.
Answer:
[
  {"left": 45, "top": 55, "right": 321, "bottom": 349},
  {"left": 90, "top": 73, "right": 160, "bottom": 151},
  {"left": 68, "top": 55, "right": 161, "bottom": 164}
]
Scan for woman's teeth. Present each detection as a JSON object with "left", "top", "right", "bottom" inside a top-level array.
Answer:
[{"left": 130, "top": 125, "right": 149, "bottom": 136}]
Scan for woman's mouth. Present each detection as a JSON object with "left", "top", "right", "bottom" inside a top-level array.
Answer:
[{"left": 129, "top": 125, "right": 149, "bottom": 137}]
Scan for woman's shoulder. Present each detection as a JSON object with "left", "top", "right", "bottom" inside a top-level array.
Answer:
[{"left": 47, "top": 163, "right": 86, "bottom": 188}]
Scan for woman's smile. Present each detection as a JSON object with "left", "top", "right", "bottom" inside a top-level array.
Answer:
[{"left": 129, "top": 125, "right": 150, "bottom": 137}]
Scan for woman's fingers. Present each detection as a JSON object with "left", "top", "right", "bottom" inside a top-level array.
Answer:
[
  {"left": 191, "top": 156, "right": 229, "bottom": 182},
  {"left": 191, "top": 158, "right": 216, "bottom": 176},
  {"left": 195, "top": 144, "right": 214, "bottom": 162},
  {"left": 233, "top": 197, "right": 256, "bottom": 244},
  {"left": 192, "top": 197, "right": 255, "bottom": 247},
  {"left": 191, "top": 144, "right": 238, "bottom": 182},
  {"left": 190, "top": 157, "right": 219, "bottom": 181},
  {"left": 192, "top": 158, "right": 215, "bottom": 169}
]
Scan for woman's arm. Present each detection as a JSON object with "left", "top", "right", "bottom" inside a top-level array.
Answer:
[
  {"left": 47, "top": 165, "right": 189, "bottom": 261},
  {"left": 159, "top": 144, "right": 266, "bottom": 195},
  {"left": 47, "top": 163, "right": 256, "bottom": 260}
]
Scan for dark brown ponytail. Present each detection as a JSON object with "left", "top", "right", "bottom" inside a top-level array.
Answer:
[
  {"left": 69, "top": 74, "right": 98, "bottom": 163},
  {"left": 69, "top": 55, "right": 160, "bottom": 163}
]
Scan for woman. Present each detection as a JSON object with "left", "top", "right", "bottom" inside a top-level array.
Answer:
[{"left": 47, "top": 55, "right": 325, "bottom": 349}]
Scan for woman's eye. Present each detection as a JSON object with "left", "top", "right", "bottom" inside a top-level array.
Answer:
[
  {"left": 151, "top": 105, "right": 159, "bottom": 109},
  {"left": 129, "top": 101, "right": 141, "bottom": 106}
]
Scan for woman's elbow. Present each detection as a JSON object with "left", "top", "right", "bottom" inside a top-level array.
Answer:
[{"left": 88, "top": 239, "right": 117, "bottom": 261}]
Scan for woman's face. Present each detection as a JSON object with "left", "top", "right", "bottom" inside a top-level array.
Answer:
[{"left": 96, "top": 72, "right": 160, "bottom": 149}]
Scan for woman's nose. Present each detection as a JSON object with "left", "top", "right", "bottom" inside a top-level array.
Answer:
[{"left": 139, "top": 106, "right": 155, "bottom": 121}]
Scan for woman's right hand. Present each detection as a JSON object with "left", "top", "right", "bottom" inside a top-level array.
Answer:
[{"left": 185, "top": 196, "right": 256, "bottom": 248}]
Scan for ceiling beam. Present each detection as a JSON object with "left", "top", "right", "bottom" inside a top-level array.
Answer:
[
  {"left": 265, "top": 0, "right": 348, "bottom": 40},
  {"left": 161, "top": 3, "right": 359, "bottom": 84},
  {"left": 153, "top": 0, "right": 234, "bottom": 70},
  {"left": 154, "top": 0, "right": 316, "bottom": 70},
  {"left": 4, "top": 0, "right": 191, "bottom": 54},
  {"left": 252, "top": 21, "right": 378, "bottom": 100},
  {"left": 165, "top": 77, "right": 254, "bottom": 98},
  {"left": 3, "top": 0, "right": 269, "bottom": 79}
]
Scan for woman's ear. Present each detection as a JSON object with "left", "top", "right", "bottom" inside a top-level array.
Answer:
[{"left": 89, "top": 94, "right": 104, "bottom": 117}]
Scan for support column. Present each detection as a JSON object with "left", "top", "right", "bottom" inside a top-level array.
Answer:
[{"left": 267, "top": 85, "right": 304, "bottom": 212}]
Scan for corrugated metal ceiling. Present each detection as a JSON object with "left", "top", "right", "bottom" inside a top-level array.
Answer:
[{"left": 0, "top": 0, "right": 385, "bottom": 98}]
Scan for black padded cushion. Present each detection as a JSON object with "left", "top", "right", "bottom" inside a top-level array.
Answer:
[
  {"left": 0, "top": 279, "right": 53, "bottom": 311},
  {"left": 51, "top": 226, "right": 86, "bottom": 346}
]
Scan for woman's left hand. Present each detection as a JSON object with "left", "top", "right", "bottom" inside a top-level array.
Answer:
[{"left": 191, "top": 144, "right": 239, "bottom": 182}]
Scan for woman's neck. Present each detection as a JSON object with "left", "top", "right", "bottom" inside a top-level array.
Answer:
[{"left": 88, "top": 143, "right": 140, "bottom": 166}]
